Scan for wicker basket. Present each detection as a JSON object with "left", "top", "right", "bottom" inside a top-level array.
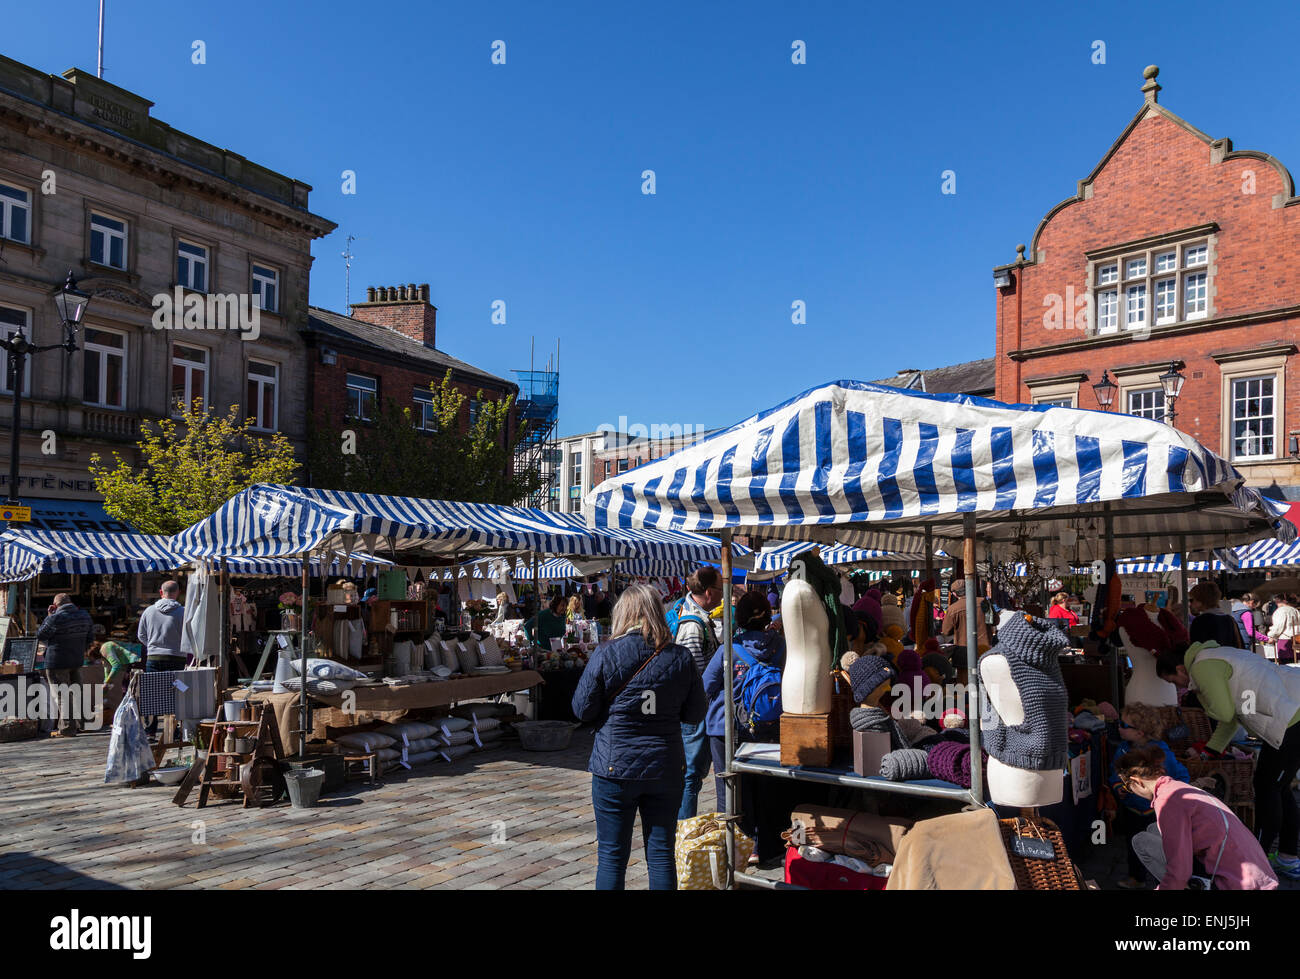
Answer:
[
  {"left": 0, "top": 718, "right": 39, "bottom": 742},
  {"left": 1186, "top": 756, "right": 1255, "bottom": 807},
  {"left": 998, "top": 817, "right": 1084, "bottom": 890},
  {"left": 1154, "top": 706, "right": 1212, "bottom": 751}
]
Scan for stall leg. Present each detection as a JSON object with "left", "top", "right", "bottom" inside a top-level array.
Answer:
[
  {"left": 299, "top": 557, "right": 309, "bottom": 759},
  {"left": 963, "top": 513, "right": 984, "bottom": 806},
  {"left": 720, "top": 529, "right": 736, "bottom": 889}
]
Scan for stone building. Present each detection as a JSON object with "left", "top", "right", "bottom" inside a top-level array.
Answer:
[
  {"left": 993, "top": 65, "right": 1300, "bottom": 501},
  {"left": 0, "top": 54, "right": 335, "bottom": 529}
]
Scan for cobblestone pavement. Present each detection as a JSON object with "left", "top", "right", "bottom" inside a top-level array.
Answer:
[
  {"left": 2, "top": 728, "right": 1294, "bottom": 890},
  {"left": 0, "top": 727, "right": 714, "bottom": 890}
]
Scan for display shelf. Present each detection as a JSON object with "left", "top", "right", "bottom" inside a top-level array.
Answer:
[{"left": 730, "top": 756, "right": 978, "bottom": 804}]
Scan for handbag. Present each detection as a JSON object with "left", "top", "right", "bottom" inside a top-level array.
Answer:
[{"left": 674, "top": 814, "right": 754, "bottom": 890}]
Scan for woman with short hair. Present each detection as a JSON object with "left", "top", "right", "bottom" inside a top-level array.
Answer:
[{"left": 572, "top": 584, "right": 706, "bottom": 889}]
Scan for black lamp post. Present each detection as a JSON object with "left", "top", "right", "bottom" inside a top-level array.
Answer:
[
  {"left": 1158, "top": 361, "right": 1186, "bottom": 426},
  {"left": 1, "top": 271, "right": 89, "bottom": 505},
  {"left": 1092, "top": 370, "right": 1116, "bottom": 411}
]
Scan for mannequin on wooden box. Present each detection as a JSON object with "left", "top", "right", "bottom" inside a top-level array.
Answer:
[{"left": 978, "top": 613, "right": 1071, "bottom": 808}]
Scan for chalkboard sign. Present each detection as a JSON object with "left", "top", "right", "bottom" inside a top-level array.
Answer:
[{"left": 3, "top": 638, "right": 39, "bottom": 673}]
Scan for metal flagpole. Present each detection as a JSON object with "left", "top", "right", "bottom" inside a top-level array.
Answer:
[
  {"left": 720, "top": 529, "right": 736, "bottom": 889},
  {"left": 299, "top": 554, "right": 309, "bottom": 758},
  {"left": 97, "top": 1, "right": 105, "bottom": 78},
  {"left": 962, "top": 513, "right": 984, "bottom": 805}
]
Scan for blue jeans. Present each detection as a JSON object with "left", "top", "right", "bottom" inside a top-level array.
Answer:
[
  {"left": 678, "top": 719, "right": 711, "bottom": 821},
  {"left": 591, "top": 774, "right": 682, "bottom": 890}
]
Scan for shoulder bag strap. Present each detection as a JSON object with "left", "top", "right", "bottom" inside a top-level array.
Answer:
[
  {"left": 610, "top": 646, "right": 663, "bottom": 702},
  {"left": 1207, "top": 808, "right": 1231, "bottom": 885}
]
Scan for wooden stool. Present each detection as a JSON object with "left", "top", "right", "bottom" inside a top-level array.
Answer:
[{"left": 344, "top": 752, "right": 378, "bottom": 785}]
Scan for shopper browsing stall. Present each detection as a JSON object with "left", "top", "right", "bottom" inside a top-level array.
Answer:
[
  {"left": 670, "top": 566, "right": 723, "bottom": 820},
  {"left": 1115, "top": 745, "right": 1276, "bottom": 890},
  {"left": 1187, "top": 582, "right": 1245, "bottom": 649},
  {"left": 1267, "top": 593, "right": 1300, "bottom": 664},
  {"left": 1157, "top": 641, "right": 1300, "bottom": 879},
  {"left": 36, "top": 593, "right": 95, "bottom": 738},
  {"left": 571, "top": 584, "right": 706, "bottom": 890}
]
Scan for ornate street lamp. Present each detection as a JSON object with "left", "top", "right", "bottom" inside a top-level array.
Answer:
[
  {"left": 1158, "top": 361, "right": 1186, "bottom": 425},
  {"left": 0, "top": 271, "right": 89, "bottom": 506},
  {"left": 1091, "top": 370, "right": 1116, "bottom": 411}
]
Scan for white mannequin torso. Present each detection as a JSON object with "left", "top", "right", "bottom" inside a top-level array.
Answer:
[
  {"left": 981, "top": 653, "right": 1063, "bottom": 807},
  {"left": 1118, "top": 612, "right": 1178, "bottom": 707},
  {"left": 781, "top": 578, "right": 831, "bottom": 714}
]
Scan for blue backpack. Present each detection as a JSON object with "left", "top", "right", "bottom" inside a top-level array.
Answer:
[
  {"left": 732, "top": 642, "right": 783, "bottom": 735},
  {"left": 666, "top": 597, "right": 709, "bottom": 642}
]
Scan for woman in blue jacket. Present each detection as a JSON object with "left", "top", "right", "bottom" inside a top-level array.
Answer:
[{"left": 573, "top": 584, "right": 706, "bottom": 890}]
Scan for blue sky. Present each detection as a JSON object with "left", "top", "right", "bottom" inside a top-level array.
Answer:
[{"left": 6, "top": 1, "right": 1298, "bottom": 437}]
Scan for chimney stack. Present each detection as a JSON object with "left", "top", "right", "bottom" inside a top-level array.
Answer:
[{"left": 350, "top": 282, "right": 437, "bottom": 347}]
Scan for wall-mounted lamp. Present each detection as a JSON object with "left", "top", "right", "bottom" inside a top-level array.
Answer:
[{"left": 1092, "top": 370, "right": 1116, "bottom": 411}]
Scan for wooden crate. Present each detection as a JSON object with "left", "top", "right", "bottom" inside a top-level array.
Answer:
[{"left": 780, "top": 712, "right": 832, "bottom": 768}]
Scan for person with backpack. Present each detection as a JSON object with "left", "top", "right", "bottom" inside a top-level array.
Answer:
[
  {"left": 572, "top": 584, "right": 705, "bottom": 889},
  {"left": 702, "top": 591, "right": 785, "bottom": 865},
  {"left": 668, "top": 566, "right": 723, "bottom": 820}
]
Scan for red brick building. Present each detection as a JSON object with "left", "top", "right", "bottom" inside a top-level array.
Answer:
[
  {"left": 993, "top": 66, "right": 1300, "bottom": 501},
  {"left": 302, "top": 283, "right": 517, "bottom": 468}
]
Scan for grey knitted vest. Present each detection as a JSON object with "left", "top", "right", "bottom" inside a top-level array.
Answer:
[{"left": 977, "top": 614, "right": 1069, "bottom": 771}]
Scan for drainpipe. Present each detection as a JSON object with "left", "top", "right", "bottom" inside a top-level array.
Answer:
[{"left": 1014, "top": 244, "right": 1026, "bottom": 401}]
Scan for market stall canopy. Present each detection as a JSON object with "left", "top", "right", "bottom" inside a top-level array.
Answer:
[
  {"left": 749, "top": 541, "right": 932, "bottom": 580},
  {"left": 1253, "top": 576, "right": 1300, "bottom": 599},
  {"left": 169, "top": 484, "right": 637, "bottom": 564},
  {"left": 0, "top": 528, "right": 391, "bottom": 583},
  {"left": 583, "top": 380, "right": 1294, "bottom": 559}
]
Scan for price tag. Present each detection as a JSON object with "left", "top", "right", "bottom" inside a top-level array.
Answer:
[
  {"left": 277, "top": 635, "right": 289, "bottom": 649},
  {"left": 1011, "top": 835, "right": 1056, "bottom": 861},
  {"left": 172, "top": 678, "right": 189, "bottom": 692}
]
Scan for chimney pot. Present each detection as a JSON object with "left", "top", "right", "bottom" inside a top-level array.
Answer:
[
  {"left": 366, "top": 286, "right": 376, "bottom": 302},
  {"left": 420, "top": 283, "right": 430, "bottom": 302},
  {"left": 399, "top": 285, "right": 409, "bottom": 301},
  {"left": 408, "top": 283, "right": 417, "bottom": 299}
]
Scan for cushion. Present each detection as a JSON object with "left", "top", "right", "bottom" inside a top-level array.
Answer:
[
  {"left": 376, "top": 747, "right": 403, "bottom": 763},
  {"left": 406, "top": 737, "right": 441, "bottom": 753},
  {"left": 291, "top": 657, "right": 368, "bottom": 681},
  {"left": 376, "top": 720, "right": 440, "bottom": 743},
  {"left": 444, "top": 743, "right": 475, "bottom": 760},
  {"left": 428, "top": 715, "right": 472, "bottom": 733},
  {"left": 335, "top": 731, "right": 396, "bottom": 752},
  {"left": 478, "top": 638, "right": 504, "bottom": 667},
  {"left": 443, "top": 729, "right": 476, "bottom": 746},
  {"left": 477, "top": 727, "right": 505, "bottom": 742},
  {"left": 473, "top": 717, "right": 501, "bottom": 732},
  {"left": 438, "top": 641, "right": 461, "bottom": 672},
  {"left": 406, "top": 749, "right": 447, "bottom": 766},
  {"left": 451, "top": 702, "right": 513, "bottom": 720},
  {"left": 281, "top": 676, "right": 356, "bottom": 694},
  {"left": 455, "top": 642, "right": 481, "bottom": 674}
]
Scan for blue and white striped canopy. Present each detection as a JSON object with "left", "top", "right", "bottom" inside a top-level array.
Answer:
[
  {"left": 170, "top": 485, "right": 636, "bottom": 562},
  {"left": 584, "top": 380, "right": 1293, "bottom": 559},
  {"left": 752, "top": 541, "right": 929, "bottom": 574},
  {"left": 0, "top": 528, "right": 391, "bottom": 582}
]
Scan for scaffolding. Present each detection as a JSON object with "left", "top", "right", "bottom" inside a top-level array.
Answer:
[{"left": 512, "top": 368, "right": 559, "bottom": 508}]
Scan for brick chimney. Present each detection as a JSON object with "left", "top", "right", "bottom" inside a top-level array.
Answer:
[{"left": 349, "top": 283, "right": 437, "bottom": 347}]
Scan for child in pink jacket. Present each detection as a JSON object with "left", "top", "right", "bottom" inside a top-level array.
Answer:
[{"left": 1116, "top": 745, "right": 1277, "bottom": 890}]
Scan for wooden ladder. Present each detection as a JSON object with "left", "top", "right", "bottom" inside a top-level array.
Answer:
[{"left": 172, "top": 703, "right": 286, "bottom": 808}]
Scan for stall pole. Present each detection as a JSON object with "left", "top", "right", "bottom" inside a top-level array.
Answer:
[
  {"left": 218, "top": 557, "right": 229, "bottom": 680},
  {"left": 962, "top": 513, "right": 985, "bottom": 806},
  {"left": 1104, "top": 504, "right": 1119, "bottom": 707},
  {"left": 299, "top": 554, "right": 309, "bottom": 759},
  {"left": 924, "top": 524, "right": 934, "bottom": 586},
  {"left": 1178, "top": 535, "right": 1189, "bottom": 633},
  {"left": 720, "top": 528, "right": 736, "bottom": 889}
]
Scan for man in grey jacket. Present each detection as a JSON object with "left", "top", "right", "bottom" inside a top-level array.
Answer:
[
  {"left": 36, "top": 593, "right": 95, "bottom": 737},
  {"left": 138, "top": 581, "right": 186, "bottom": 734}
]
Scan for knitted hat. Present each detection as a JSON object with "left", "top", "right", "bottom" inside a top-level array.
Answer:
[
  {"left": 1095, "top": 700, "right": 1120, "bottom": 722},
  {"left": 840, "top": 650, "right": 860, "bottom": 671},
  {"left": 895, "top": 648, "right": 924, "bottom": 690},
  {"left": 922, "top": 651, "right": 956, "bottom": 684},
  {"left": 849, "top": 655, "right": 896, "bottom": 703},
  {"left": 880, "top": 748, "right": 931, "bottom": 781},
  {"left": 940, "top": 707, "right": 967, "bottom": 730}
]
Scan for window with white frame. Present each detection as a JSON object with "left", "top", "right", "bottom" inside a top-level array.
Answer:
[
  {"left": 571, "top": 452, "right": 583, "bottom": 489},
  {"left": 171, "top": 343, "right": 208, "bottom": 414},
  {"left": 251, "top": 263, "right": 279, "bottom": 313},
  {"left": 90, "top": 212, "right": 128, "bottom": 269},
  {"left": 0, "top": 184, "right": 30, "bottom": 244},
  {"left": 469, "top": 399, "right": 483, "bottom": 427},
  {"left": 346, "top": 372, "right": 377, "bottom": 421},
  {"left": 413, "top": 386, "right": 437, "bottom": 431},
  {"left": 617, "top": 457, "right": 630, "bottom": 474},
  {"left": 0, "top": 305, "right": 32, "bottom": 395},
  {"left": 1092, "top": 236, "right": 1212, "bottom": 334},
  {"left": 177, "top": 240, "right": 209, "bottom": 292},
  {"left": 247, "top": 360, "right": 278, "bottom": 431},
  {"left": 1035, "top": 397, "right": 1074, "bottom": 408},
  {"left": 1126, "top": 388, "right": 1166, "bottom": 420},
  {"left": 1230, "top": 375, "right": 1275, "bottom": 460},
  {"left": 83, "top": 328, "right": 127, "bottom": 409}
]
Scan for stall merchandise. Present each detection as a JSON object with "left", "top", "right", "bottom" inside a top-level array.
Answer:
[{"left": 585, "top": 378, "right": 1292, "bottom": 889}]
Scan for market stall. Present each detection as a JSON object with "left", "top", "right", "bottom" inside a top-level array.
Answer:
[{"left": 585, "top": 379, "right": 1292, "bottom": 889}]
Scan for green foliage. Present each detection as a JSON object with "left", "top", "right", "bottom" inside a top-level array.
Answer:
[
  {"left": 88, "top": 401, "right": 299, "bottom": 535},
  {"left": 307, "top": 371, "right": 545, "bottom": 504}
]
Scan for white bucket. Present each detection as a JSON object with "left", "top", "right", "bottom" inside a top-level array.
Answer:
[{"left": 222, "top": 701, "right": 244, "bottom": 721}]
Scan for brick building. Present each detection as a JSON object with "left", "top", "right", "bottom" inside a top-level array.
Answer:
[
  {"left": 993, "top": 65, "right": 1300, "bottom": 501},
  {"left": 0, "top": 54, "right": 335, "bottom": 529},
  {"left": 302, "top": 284, "right": 518, "bottom": 474}
]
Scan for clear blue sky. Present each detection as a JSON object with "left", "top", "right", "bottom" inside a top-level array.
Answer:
[{"left": 6, "top": 1, "right": 1298, "bottom": 436}]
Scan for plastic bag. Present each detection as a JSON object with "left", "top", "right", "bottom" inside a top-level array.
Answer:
[{"left": 103, "top": 691, "right": 157, "bottom": 784}]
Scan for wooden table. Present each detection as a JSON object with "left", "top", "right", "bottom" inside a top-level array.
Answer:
[{"left": 232, "top": 671, "right": 544, "bottom": 749}]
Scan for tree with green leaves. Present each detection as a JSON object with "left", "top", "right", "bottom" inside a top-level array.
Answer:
[
  {"left": 88, "top": 401, "right": 299, "bottom": 535},
  {"left": 307, "top": 370, "right": 544, "bottom": 504}
]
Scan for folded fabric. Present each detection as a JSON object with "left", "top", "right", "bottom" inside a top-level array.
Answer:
[
  {"left": 798, "top": 844, "right": 890, "bottom": 878},
  {"left": 880, "top": 748, "right": 932, "bottom": 781},
  {"left": 926, "top": 740, "right": 986, "bottom": 789},
  {"left": 849, "top": 706, "right": 909, "bottom": 750},
  {"left": 1072, "top": 711, "right": 1106, "bottom": 732}
]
